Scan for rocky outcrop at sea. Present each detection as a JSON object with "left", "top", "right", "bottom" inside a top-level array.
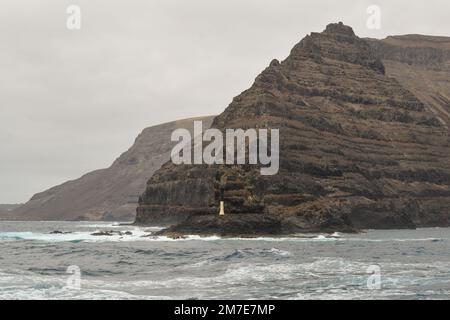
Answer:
[{"left": 136, "top": 23, "right": 450, "bottom": 235}]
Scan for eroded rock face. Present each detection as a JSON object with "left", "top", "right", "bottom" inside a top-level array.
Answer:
[{"left": 136, "top": 23, "right": 450, "bottom": 234}]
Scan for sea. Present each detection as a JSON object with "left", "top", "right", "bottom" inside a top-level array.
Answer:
[{"left": 0, "top": 221, "right": 450, "bottom": 300}]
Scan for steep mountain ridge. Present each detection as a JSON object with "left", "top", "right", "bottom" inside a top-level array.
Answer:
[
  {"left": 9, "top": 116, "right": 214, "bottom": 221},
  {"left": 136, "top": 23, "right": 450, "bottom": 235}
]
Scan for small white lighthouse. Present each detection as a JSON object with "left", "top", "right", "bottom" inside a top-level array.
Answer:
[{"left": 219, "top": 201, "right": 225, "bottom": 216}]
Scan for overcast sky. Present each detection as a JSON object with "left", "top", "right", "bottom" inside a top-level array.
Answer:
[{"left": 1, "top": 0, "right": 450, "bottom": 203}]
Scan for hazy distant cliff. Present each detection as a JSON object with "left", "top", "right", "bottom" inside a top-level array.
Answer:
[
  {"left": 9, "top": 117, "right": 214, "bottom": 221},
  {"left": 136, "top": 23, "right": 450, "bottom": 235},
  {"left": 367, "top": 34, "right": 450, "bottom": 127}
]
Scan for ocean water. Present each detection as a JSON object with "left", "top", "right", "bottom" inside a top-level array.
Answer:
[{"left": 1, "top": 221, "right": 450, "bottom": 300}]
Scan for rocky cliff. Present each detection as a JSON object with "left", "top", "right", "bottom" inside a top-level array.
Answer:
[
  {"left": 9, "top": 117, "right": 214, "bottom": 221},
  {"left": 136, "top": 23, "right": 450, "bottom": 235},
  {"left": 367, "top": 35, "right": 450, "bottom": 127}
]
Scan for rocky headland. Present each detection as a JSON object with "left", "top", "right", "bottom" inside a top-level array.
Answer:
[{"left": 136, "top": 23, "right": 450, "bottom": 236}]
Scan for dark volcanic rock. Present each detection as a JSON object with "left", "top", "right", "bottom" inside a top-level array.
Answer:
[
  {"left": 91, "top": 230, "right": 127, "bottom": 236},
  {"left": 159, "top": 214, "right": 284, "bottom": 237},
  {"left": 136, "top": 23, "right": 450, "bottom": 235},
  {"left": 158, "top": 211, "right": 357, "bottom": 237},
  {"left": 49, "top": 230, "right": 72, "bottom": 235}
]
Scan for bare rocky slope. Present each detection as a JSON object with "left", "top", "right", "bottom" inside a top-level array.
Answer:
[
  {"left": 368, "top": 34, "right": 450, "bottom": 128},
  {"left": 136, "top": 23, "right": 450, "bottom": 236},
  {"left": 0, "top": 204, "right": 22, "bottom": 219},
  {"left": 8, "top": 116, "right": 214, "bottom": 221}
]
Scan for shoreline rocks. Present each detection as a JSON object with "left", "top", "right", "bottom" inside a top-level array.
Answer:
[{"left": 91, "top": 230, "right": 133, "bottom": 236}]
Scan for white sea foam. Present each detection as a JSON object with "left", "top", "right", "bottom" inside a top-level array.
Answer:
[
  {"left": 0, "top": 225, "right": 447, "bottom": 244},
  {"left": 0, "top": 231, "right": 430, "bottom": 243},
  {"left": 268, "top": 248, "right": 292, "bottom": 256},
  {"left": 2, "top": 255, "right": 449, "bottom": 300},
  {"left": 0, "top": 230, "right": 223, "bottom": 243},
  {"left": 79, "top": 222, "right": 123, "bottom": 228},
  {"left": 0, "top": 229, "right": 147, "bottom": 243}
]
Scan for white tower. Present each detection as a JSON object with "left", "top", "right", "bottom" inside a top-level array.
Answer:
[{"left": 219, "top": 201, "right": 225, "bottom": 216}]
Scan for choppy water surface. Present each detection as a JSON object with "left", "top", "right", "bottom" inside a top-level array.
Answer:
[{"left": 1, "top": 221, "right": 450, "bottom": 300}]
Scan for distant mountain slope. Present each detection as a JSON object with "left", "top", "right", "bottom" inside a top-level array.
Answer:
[
  {"left": 10, "top": 116, "right": 214, "bottom": 221},
  {"left": 136, "top": 23, "right": 450, "bottom": 235},
  {"left": 0, "top": 204, "right": 21, "bottom": 212}
]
